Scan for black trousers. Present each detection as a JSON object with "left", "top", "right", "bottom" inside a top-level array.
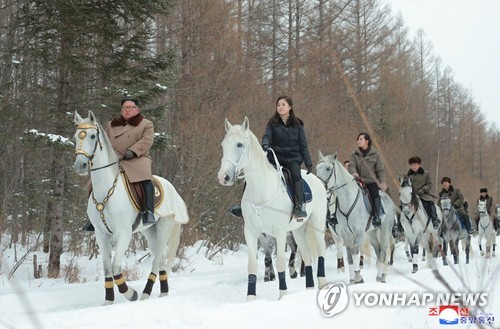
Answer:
[
  {"left": 365, "top": 182, "right": 380, "bottom": 201},
  {"left": 281, "top": 161, "right": 302, "bottom": 184}
]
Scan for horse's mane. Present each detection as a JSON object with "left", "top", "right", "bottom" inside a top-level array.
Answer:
[
  {"left": 229, "top": 124, "right": 274, "bottom": 171},
  {"left": 400, "top": 176, "right": 420, "bottom": 210}
]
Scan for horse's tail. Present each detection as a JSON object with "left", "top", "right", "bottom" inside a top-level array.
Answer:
[{"left": 166, "top": 223, "right": 182, "bottom": 273}]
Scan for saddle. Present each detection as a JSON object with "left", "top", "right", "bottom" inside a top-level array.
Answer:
[
  {"left": 121, "top": 172, "right": 164, "bottom": 212},
  {"left": 354, "top": 178, "right": 373, "bottom": 213},
  {"left": 280, "top": 167, "right": 312, "bottom": 203}
]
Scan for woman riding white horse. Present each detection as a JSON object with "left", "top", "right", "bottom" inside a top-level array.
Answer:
[
  {"left": 317, "top": 151, "right": 395, "bottom": 283},
  {"left": 217, "top": 117, "right": 327, "bottom": 300},
  {"left": 74, "top": 110, "right": 188, "bottom": 304}
]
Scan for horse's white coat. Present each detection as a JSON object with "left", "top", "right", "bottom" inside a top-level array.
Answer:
[
  {"left": 439, "top": 196, "right": 471, "bottom": 264},
  {"left": 477, "top": 200, "right": 496, "bottom": 257}
]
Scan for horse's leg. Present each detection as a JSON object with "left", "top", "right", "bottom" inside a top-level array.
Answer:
[
  {"left": 112, "top": 231, "right": 138, "bottom": 302},
  {"left": 337, "top": 237, "right": 345, "bottom": 272},
  {"left": 292, "top": 227, "right": 314, "bottom": 290},
  {"left": 245, "top": 228, "right": 259, "bottom": 301},
  {"left": 411, "top": 242, "right": 419, "bottom": 273},
  {"left": 388, "top": 243, "right": 395, "bottom": 266},
  {"left": 275, "top": 233, "right": 291, "bottom": 299},
  {"left": 140, "top": 227, "right": 158, "bottom": 300},
  {"left": 351, "top": 247, "right": 363, "bottom": 284},
  {"left": 453, "top": 239, "right": 459, "bottom": 264},
  {"left": 311, "top": 217, "right": 327, "bottom": 289},
  {"left": 259, "top": 234, "right": 275, "bottom": 282},
  {"left": 441, "top": 241, "right": 448, "bottom": 266},
  {"left": 465, "top": 236, "right": 470, "bottom": 264},
  {"left": 94, "top": 232, "right": 115, "bottom": 305},
  {"left": 286, "top": 232, "right": 298, "bottom": 279},
  {"left": 478, "top": 233, "right": 484, "bottom": 256}
]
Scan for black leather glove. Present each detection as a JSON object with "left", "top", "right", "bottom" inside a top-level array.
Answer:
[
  {"left": 417, "top": 188, "right": 425, "bottom": 195},
  {"left": 122, "top": 150, "right": 136, "bottom": 160},
  {"left": 306, "top": 165, "right": 313, "bottom": 175},
  {"left": 262, "top": 144, "right": 270, "bottom": 152}
]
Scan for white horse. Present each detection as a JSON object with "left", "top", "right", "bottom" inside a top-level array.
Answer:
[
  {"left": 316, "top": 151, "right": 395, "bottom": 283},
  {"left": 73, "top": 111, "right": 189, "bottom": 305},
  {"left": 477, "top": 200, "right": 496, "bottom": 258},
  {"left": 439, "top": 196, "right": 471, "bottom": 264},
  {"left": 398, "top": 176, "right": 442, "bottom": 273},
  {"left": 217, "top": 117, "right": 327, "bottom": 300}
]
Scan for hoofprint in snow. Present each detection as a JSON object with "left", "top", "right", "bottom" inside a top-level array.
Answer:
[{"left": 0, "top": 236, "right": 498, "bottom": 329}]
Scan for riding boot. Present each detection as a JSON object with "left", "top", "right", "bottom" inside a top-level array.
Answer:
[
  {"left": 229, "top": 204, "right": 243, "bottom": 218},
  {"left": 142, "top": 180, "right": 156, "bottom": 225},
  {"left": 392, "top": 219, "right": 402, "bottom": 239},
  {"left": 462, "top": 214, "right": 474, "bottom": 235},
  {"left": 372, "top": 197, "right": 382, "bottom": 227},
  {"left": 82, "top": 219, "right": 94, "bottom": 232},
  {"left": 429, "top": 203, "right": 440, "bottom": 229},
  {"left": 292, "top": 180, "right": 307, "bottom": 219},
  {"left": 326, "top": 208, "right": 338, "bottom": 227},
  {"left": 495, "top": 218, "right": 500, "bottom": 236}
]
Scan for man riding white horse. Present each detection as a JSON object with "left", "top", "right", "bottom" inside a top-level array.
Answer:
[
  {"left": 438, "top": 177, "right": 474, "bottom": 235},
  {"left": 82, "top": 97, "right": 156, "bottom": 231}
]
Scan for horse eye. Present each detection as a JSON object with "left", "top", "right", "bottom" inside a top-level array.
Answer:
[
  {"left": 237, "top": 142, "right": 243, "bottom": 147},
  {"left": 90, "top": 134, "right": 96, "bottom": 139}
]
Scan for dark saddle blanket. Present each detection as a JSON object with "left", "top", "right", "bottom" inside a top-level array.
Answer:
[
  {"left": 121, "top": 172, "right": 164, "bottom": 211},
  {"left": 281, "top": 167, "right": 313, "bottom": 203}
]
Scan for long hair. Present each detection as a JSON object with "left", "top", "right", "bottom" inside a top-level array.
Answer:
[{"left": 268, "top": 95, "right": 303, "bottom": 127}]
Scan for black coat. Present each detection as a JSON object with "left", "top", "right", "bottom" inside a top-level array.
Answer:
[{"left": 262, "top": 120, "right": 312, "bottom": 167}]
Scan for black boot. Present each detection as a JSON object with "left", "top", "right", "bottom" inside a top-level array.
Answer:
[
  {"left": 229, "top": 204, "right": 243, "bottom": 218},
  {"left": 462, "top": 214, "right": 474, "bottom": 235},
  {"left": 372, "top": 197, "right": 382, "bottom": 227},
  {"left": 392, "top": 219, "right": 402, "bottom": 239},
  {"left": 142, "top": 180, "right": 156, "bottom": 225},
  {"left": 429, "top": 203, "right": 440, "bottom": 229},
  {"left": 292, "top": 180, "right": 307, "bottom": 219},
  {"left": 326, "top": 208, "right": 338, "bottom": 227},
  {"left": 495, "top": 218, "right": 500, "bottom": 236},
  {"left": 82, "top": 219, "right": 94, "bottom": 232}
]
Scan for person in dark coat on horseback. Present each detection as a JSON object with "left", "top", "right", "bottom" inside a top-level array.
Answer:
[
  {"left": 261, "top": 95, "right": 313, "bottom": 219},
  {"left": 438, "top": 177, "right": 474, "bottom": 235},
  {"left": 228, "top": 96, "right": 313, "bottom": 220},
  {"left": 407, "top": 156, "right": 441, "bottom": 230},
  {"left": 474, "top": 188, "right": 498, "bottom": 234}
]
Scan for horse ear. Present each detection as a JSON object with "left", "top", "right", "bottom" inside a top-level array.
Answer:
[
  {"left": 74, "top": 111, "right": 83, "bottom": 125},
  {"left": 318, "top": 150, "right": 325, "bottom": 160},
  {"left": 398, "top": 176, "right": 403, "bottom": 185},
  {"left": 242, "top": 116, "right": 249, "bottom": 131},
  {"left": 224, "top": 118, "right": 232, "bottom": 132},
  {"left": 332, "top": 151, "right": 338, "bottom": 161},
  {"left": 88, "top": 111, "right": 97, "bottom": 124}
]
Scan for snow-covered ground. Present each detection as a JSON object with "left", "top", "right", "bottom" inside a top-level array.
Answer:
[{"left": 0, "top": 235, "right": 498, "bottom": 329}]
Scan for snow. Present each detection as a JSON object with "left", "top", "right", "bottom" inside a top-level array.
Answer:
[{"left": 0, "top": 237, "right": 498, "bottom": 329}]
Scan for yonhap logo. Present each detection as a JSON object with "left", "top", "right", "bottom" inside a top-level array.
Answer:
[{"left": 317, "top": 282, "right": 349, "bottom": 317}]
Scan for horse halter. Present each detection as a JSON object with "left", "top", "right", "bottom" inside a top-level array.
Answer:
[
  {"left": 75, "top": 123, "right": 117, "bottom": 172},
  {"left": 220, "top": 131, "right": 251, "bottom": 181}
]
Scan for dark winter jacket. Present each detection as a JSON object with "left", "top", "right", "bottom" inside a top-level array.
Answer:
[
  {"left": 438, "top": 185, "right": 467, "bottom": 216},
  {"left": 407, "top": 167, "right": 435, "bottom": 202},
  {"left": 261, "top": 119, "right": 312, "bottom": 167}
]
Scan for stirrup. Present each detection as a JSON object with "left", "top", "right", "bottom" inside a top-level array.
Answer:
[
  {"left": 372, "top": 216, "right": 381, "bottom": 227},
  {"left": 327, "top": 215, "right": 338, "bottom": 227},
  {"left": 293, "top": 207, "right": 307, "bottom": 220},
  {"left": 432, "top": 219, "right": 440, "bottom": 229},
  {"left": 392, "top": 224, "right": 402, "bottom": 239},
  {"left": 142, "top": 210, "right": 156, "bottom": 225},
  {"left": 228, "top": 204, "right": 243, "bottom": 218},
  {"left": 82, "top": 219, "right": 95, "bottom": 232}
]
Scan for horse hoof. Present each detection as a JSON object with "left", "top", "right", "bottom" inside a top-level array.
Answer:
[
  {"left": 349, "top": 279, "right": 355, "bottom": 285},
  {"left": 466, "top": 259, "right": 469, "bottom": 264},
  {"left": 290, "top": 271, "right": 297, "bottom": 279},
  {"left": 247, "top": 295, "right": 257, "bottom": 302},
  {"left": 355, "top": 279, "right": 364, "bottom": 284},
  {"left": 412, "top": 264, "right": 418, "bottom": 273},
  {"left": 159, "top": 292, "right": 169, "bottom": 297},
  {"left": 279, "top": 289, "right": 287, "bottom": 300},
  {"left": 407, "top": 257, "right": 412, "bottom": 263},
  {"left": 102, "top": 300, "right": 113, "bottom": 306},
  {"left": 125, "top": 288, "right": 138, "bottom": 301},
  {"left": 376, "top": 276, "right": 382, "bottom": 282},
  {"left": 264, "top": 277, "right": 270, "bottom": 282},
  {"left": 140, "top": 293, "right": 150, "bottom": 301},
  {"left": 480, "top": 251, "right": 485, "bottom": 256},
  {"left": 443, "top": 261, "right": 448, "bottom": 266}
]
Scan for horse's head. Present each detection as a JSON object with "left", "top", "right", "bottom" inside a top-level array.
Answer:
[
  {"left": 218, "top": 117, "right": 253, "bottom": 186},
  {"left": 496, "top": 204, "right": 500, "bottom": 218},
  {"left": 477, "top": 199, "right": 488, "bottom": 215},
  {"left": 398, "top": 176, "right": 414, "bottom": 215},
  {"left": 73, "top": 110, "right": 101, "bottom": 176},
  {"left": 316, "top": 150, "right": 339, "bottom": 186},
  {"left": 439, "top": 196, "right": 453, "bottom": 215}
]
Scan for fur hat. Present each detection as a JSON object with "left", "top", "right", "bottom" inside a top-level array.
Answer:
[
  {"left": 480, "top": 188, "right": 488, "bottom": 193},
  {"left": 408, "top": 156, "right": 421, "bottom": 164},
  {"left": 121, "top": 97, "right": 139, "bottom": 106},
  {"left": 441, "top": 177, "right": 451, "bottom": 184}
]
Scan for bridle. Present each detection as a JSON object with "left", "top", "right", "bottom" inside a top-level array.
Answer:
[
  {"left": 317, "top": 160, "right": 360, "bottom": 230},
  {"left": 75, "top": 123, "right": 118, "bottom": 172},
  {"left": 220, "top": 132, "right": 252, "bottom": 181}
]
